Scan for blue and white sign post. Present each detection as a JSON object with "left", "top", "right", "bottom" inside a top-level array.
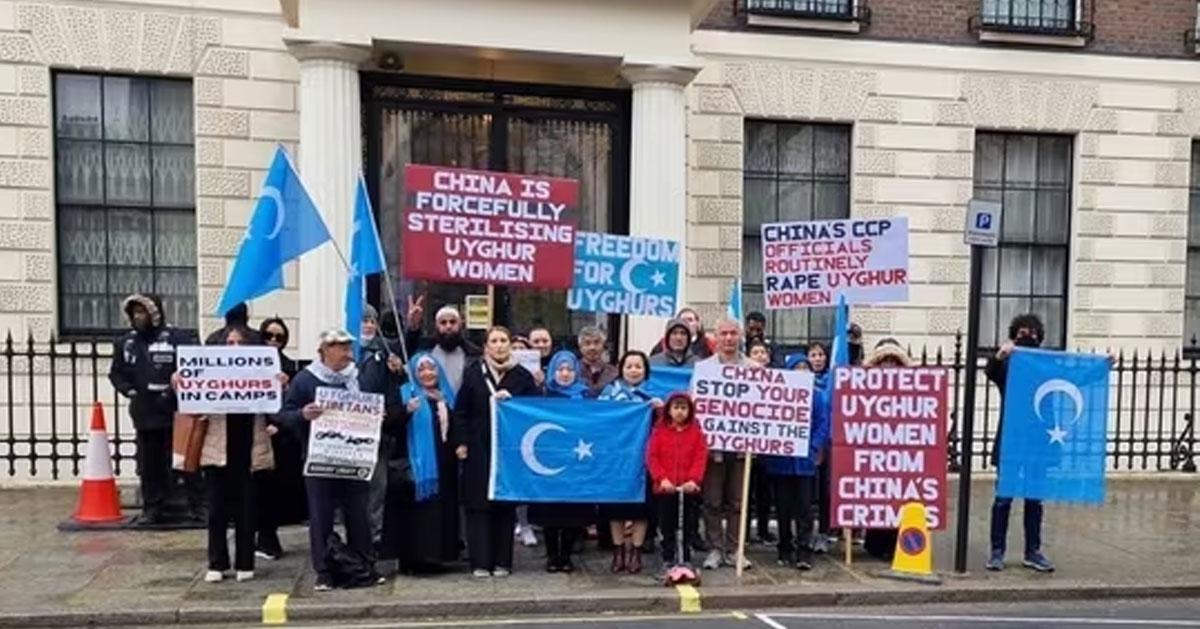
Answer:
[
  {"left": 567, "top": 232, "right": 681, "bottom": 318},
  {"left": 955, "top": 198, "right": 1003, "bottom": 574}
]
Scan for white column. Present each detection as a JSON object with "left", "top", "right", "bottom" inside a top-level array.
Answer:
[
  {"left": 286, "top": 41, "right": 371, "bottom": 358},
  {"left": 621, "top": 65, "right": 697, "bottom": 353}
]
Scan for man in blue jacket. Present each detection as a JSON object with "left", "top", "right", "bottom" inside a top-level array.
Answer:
[{"left": 279, "top": 328, "right": 385, "bottom": 591}]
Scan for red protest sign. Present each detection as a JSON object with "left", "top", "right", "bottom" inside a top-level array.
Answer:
[
  {"left": 402, "top": 165, "right": 579, "bottom": 288},
  {"left": 830, "top": 366, "right": 949, "bottom": 530}
]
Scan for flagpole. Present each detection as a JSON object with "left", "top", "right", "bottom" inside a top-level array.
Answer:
[
  {"left": 735, "top": 452, "right": 753, "bottom": 578},
  {"left": 380, "top": 265, "right": 410, "bottom": 363}
]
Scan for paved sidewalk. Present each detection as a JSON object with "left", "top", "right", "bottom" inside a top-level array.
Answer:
[{"left": 1, "top": 478, "right": 1199, "bottom": 626}]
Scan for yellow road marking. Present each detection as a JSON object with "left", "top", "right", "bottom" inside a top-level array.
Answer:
[
  {"left": 262, "top": 592, "right": 288, "bottom": 625},
  {"left": 676, "top": 583, "right": 702, "bottom": 613},
  {"left": 732, "top": 611, "right": 748, "bottom": 620}
]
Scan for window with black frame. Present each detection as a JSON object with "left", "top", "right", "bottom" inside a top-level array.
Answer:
[
  {"left": 980, "top": 0, "right": 1076, "bottom": 32},
  {"left": 745, "top": 0, "right": 854, "bottom": 18},
  {"left": 742, "top": 121, "right": 851, "bottom": 347},
  {"left": 973, "top": 132, "right": 1072, "bottom": 350},
  {"left": 54, "top": 73, "right": 197, "bottom": 336},
  {"left": 1185, "top": 141, "right": 1200, "bottom": 347}
]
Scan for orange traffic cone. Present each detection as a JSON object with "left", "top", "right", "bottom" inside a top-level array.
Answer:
[{"left": 60, "top": 402, "right": 126, "bottom": 529}]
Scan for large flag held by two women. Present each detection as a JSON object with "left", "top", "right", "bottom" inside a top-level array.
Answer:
[
  {"left": 345, "top": 174, "right": 386, "bottom": 357},
  {"left": 216, "top": 146, "right": 332, "bottom": 315},
  {"left": 998, "top": 348, "right": 1111, "bottom": 504},
  {"left": 490, "top": 398, "right": 653, "bottom": 502}
]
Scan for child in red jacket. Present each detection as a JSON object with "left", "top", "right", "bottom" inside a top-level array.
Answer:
[{"left": 646, "top": 392, "right": 708, "bottom": 565}]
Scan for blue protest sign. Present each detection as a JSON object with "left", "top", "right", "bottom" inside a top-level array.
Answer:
[
  {"left": 567, "top": 232, "right": 679, "bottom": 317},
  {"left": 490, "top": 398, "right": 652, "bottom": 503},
  {"left": 998, "top": 349, "right": 1110, "bottom": 504}
]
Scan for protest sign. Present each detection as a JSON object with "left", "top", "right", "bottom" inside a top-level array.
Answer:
[
  {"left": 831, "top": 366, "right": 949, "bottom": 530},
  {"left": 175, "top": 346, "right": 281, "bottom": 414},
  {"left": 567, "top": 232, "right": 680, "bottom": 317},
  {"left": 304, "top": 387, "right": 385, "bottom": 481},
  {"left": 761, "top": 217, "right": 908, "bottom": 309},
  {"left": 514, "top": 349, "right": 542, "bottom": 376},
  {"left": 402, "top": 164, "right": 579, "bottom": 289},
  {"left": 689, "top": 361, "right": 812, "bottom": 456}
]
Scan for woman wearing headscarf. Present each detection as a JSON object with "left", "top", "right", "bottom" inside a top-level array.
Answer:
[
  {"left": 597, "top": 350, "right": 661, "bottom": 574},
  {"left": 454, "top": 326, "right": 539, "bottom": 578},
  {"left": 382, "top": 352, "right": 459, "bottom": 573},
  {"left": 529, "top": 350, "right": 593, "bottom": 572}
]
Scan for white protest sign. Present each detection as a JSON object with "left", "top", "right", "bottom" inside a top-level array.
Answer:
[
  {"left": 689, "top": 361, "right": 813, "bottom": 456},
  {"left": 514, "top": 349, "right": 542, "bottom": 376},
  {"left": 761, "top": 217, "right": 909, "bottom": 309},
  {"left": 304, "top": 387, "right": 385, "bottom": 481},
  {"left": 175, "top": 346, "right": 282, "bottom": 414}
]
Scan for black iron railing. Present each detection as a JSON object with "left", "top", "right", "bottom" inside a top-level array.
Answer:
[
  {"left": 0, "top": 331, "right": 1196, "bottom": 478},
  {"left": 970, "top": 0, "right": 1094, "bottom": 39},
  {"left": 743, "top": 0, "right": 870, "bottom": 23}
]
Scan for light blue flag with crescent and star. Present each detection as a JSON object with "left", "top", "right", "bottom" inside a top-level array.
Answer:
[
  {"left": 216, "top": 146, "right": 332, "bottom": 316},
  {"left": 643, "top": 364, "right": 693, "bottom": 400},
  {"left": 727, "top": 277, "right": 743, "bottom": 322},
  {"left": 830, "top": 294, "right": 850, "bottom": 369},
  {"left": 998, "top": 348, "right": 1111, "bottom": 504},
  {"left": 346, "top": 174, "right": 387, "bottom": 357},
  {"left": 490, "top": 398, "right": 652, "bottom": 503}
]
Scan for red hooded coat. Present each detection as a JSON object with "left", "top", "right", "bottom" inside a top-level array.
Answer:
[{"left": 645, "top": 392, "right": 708, "bottom": 492}]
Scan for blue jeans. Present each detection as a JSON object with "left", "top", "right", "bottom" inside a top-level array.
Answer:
[{"left": 989, "top": 496, "right": 1043, "bottom": 556}]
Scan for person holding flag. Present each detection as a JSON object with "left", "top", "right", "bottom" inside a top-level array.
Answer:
[
  {"left": 344, "top": 175, "right": 406, "bottom": 546},
  {"left": 811, "top": 296, "right": 850, "bottom": 553},
  {"left": 454, "top": 326, "right": 540, "bottom": 578},
  {"left": 217, "top": 146, "right": 333, "bottom": 317},
  {"left": 985, "top": 314, "right": 1056, "bottom": 573},
  {"left": 531, "top": 350, "right": 594, "bottom": 573},
  {"left": 598, "top": 351, "right": 662, "bottom": 574}
]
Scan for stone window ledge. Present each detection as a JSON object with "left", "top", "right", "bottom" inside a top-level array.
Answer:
[
  {"left": 746, "top": 12, "right": 862, "bottom": 33},
  {"left": 977, "top": 29, "right": 1087, "bottom": 48}
]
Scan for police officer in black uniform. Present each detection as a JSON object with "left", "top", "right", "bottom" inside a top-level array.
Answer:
[{"left": 108, "top": 293, "right": 197, "bottom": 525}]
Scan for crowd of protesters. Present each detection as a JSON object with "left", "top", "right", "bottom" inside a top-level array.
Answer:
[{"left": 108, "top": 291, "right": 1055, "bottom": 590}]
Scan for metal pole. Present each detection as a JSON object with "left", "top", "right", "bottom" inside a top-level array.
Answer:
[{"left": 954, "top": 244, "right": 984, "bottom": 574}]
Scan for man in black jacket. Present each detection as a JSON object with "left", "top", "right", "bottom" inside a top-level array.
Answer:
[
  {"left": 108, "top": 293, "right": 198, "bottom": 525},
  {"left": 404, "top": 295, "right": 479, "bottom": 394},
  {"left": 984, "top": 313, "right": 1055, "bottom": 573}
]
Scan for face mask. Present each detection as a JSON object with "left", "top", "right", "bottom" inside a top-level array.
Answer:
[{"left": 1015, "top": 336, "right": 1039, "bottom": 348}]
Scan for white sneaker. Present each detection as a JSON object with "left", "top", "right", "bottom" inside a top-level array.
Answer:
[
  {"left": 519, "top": 527, "right": 538, "bottom": 547},
  {"left": 723, "top": 554, "right": 753, "bottom": 571},
  {"left": 492, "top": 567, "right": 511, "bottom": 578},
  {"left": 204, "top": 570, "right": 224, "bottom": 583},
  {"left": 472, "top": 569, "right": 491, "bottom": 579},
  {"left": 235, "top": 571, "right": 254, "bottom": 582},
  {"left": 702, "top": 550, "right": 723, "bottom": 570}
]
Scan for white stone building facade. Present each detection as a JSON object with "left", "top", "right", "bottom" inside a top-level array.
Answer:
[{"left": 1, "top": 0, "right": 1199, "bottom": 477}]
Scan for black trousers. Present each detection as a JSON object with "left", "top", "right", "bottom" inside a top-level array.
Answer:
[
  {"left": 465, "top": 503, "right": 516, "bottom": 572},
  {"left": 816, "top": 460, "right": 832, "bottom": 535},
  {"left": 543, "top": 527, "right": 578, "bottom": 565},
  {"left": 773, "top": 475, "right": 814, "bottom": 561},
  {"left": 204, "top": 417, "right": 255, "bottom": 571},
  {"left": 305, "top": 477, "right": 372, "bottom": 579},
  {"left": 135, "top": 427, "right": 172, "bottom": 517},
  {"left": 751, "top": 460, "right": 773, "bottom": 538},
  {"left": 656, "top": 493, "right": 700, "bottom": 563},
  {"left": 253, "top": 470, "right": 280, "bottom": 551}
]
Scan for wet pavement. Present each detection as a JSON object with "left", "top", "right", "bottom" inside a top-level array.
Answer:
[{"left": 0, "top": 477, "right": 1198, "bottom": 626}]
